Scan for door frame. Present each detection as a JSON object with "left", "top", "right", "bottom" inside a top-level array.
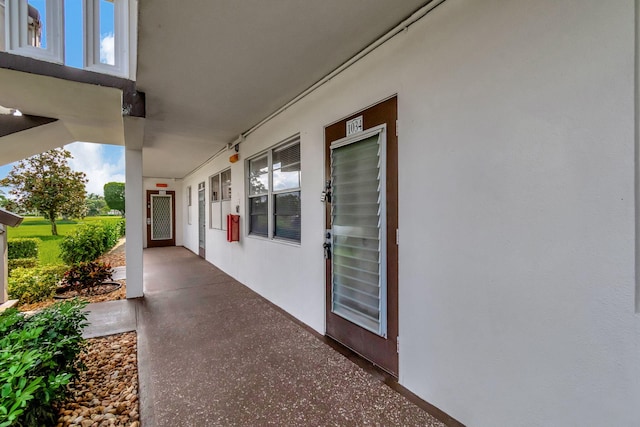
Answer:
[
  {"left": 146, "top": 190, "right": 176, "bottom": 248},
  {"left": 198, "top": 183, "right": 206, "bottom": 258},
  {"left": 324, "top": 96, "right": 399, "bottom": 376}
]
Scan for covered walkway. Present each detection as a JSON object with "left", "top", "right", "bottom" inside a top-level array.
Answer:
[{"left": 135, "top": 246, "right": 445, "bottom": 426}]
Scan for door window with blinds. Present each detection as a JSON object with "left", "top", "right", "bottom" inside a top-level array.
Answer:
[
  {"left": 247, "top": 136, "right": 301, "bottom": 242},
  {"left": 330, "top": 126, "right": 387, "bottom": 337},
  {"left": 209, "top": 169, "right": 232, "bottom": 230}
]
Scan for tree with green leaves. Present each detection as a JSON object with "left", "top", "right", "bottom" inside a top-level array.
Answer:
[
  {"left": 0, "top": 149, "right": 87, "bottom": 235},
  {"left": 85, "top": 193, "right": 108, "bottom": 216},
  {"left": 103, "top": 182, "right": 125, "bottom": 216}
]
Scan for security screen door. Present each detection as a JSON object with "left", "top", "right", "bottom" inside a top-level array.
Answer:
[
  {"left": 146, "top": 190, "right": 176, "bottom": 247},
  {"left": 324, "top": 97, "right": 398, "bottom": 376}
]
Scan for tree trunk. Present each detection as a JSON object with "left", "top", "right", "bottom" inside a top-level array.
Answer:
[{"left": 50, "top": 211, "right": 58, "bottom": 236}]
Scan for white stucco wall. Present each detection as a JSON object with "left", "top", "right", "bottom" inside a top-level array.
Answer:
[{"left": 181, "top": 0, "right": 640, "bottom": 425}]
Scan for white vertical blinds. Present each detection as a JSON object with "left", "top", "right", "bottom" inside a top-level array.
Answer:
[{"left": 331, "top": 132, "right": 386, "bottom": 336}]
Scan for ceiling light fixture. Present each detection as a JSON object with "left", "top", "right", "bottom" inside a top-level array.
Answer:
[{"left": 12, "top": 109, "right": 23, "bottom": 117}]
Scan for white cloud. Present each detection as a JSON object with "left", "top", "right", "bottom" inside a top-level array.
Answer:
[
  {"left": 65, "top": 142, "right": 125, "bottom": 196},
  {"left": 100, "top": 33, "right": 115, "bottom": 65}
]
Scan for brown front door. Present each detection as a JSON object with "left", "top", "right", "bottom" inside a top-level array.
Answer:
[
  {"left": 324, "top": 96, "right": 399, "bottom": 376},
  {"left": 146, "top": 190, "right": 176, "bottom": 247}
]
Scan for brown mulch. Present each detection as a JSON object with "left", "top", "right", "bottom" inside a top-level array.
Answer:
[
  {"left": 17, "top": 239, "right": 127, "bottom": 312},
  {"left": 97, "top": 238, "right": 126, "bottom": 267}
]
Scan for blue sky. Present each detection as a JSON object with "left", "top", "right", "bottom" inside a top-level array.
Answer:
[
  {"left": 1, "top": 143, "right": 125, "bottom": 196},
  {"left": 1, "top": 1, "right": 125, "bottom": 197}
]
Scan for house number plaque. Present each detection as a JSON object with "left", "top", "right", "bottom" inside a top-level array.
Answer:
[{"left": 346, "top": 116, "right": 363, "bottom": 136}]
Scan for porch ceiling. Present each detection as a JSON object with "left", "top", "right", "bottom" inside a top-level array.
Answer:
[{"left": 137, "top": 0, "right": 430, "bottom": 178}]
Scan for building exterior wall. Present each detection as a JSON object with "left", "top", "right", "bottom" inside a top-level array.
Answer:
[{"left": 181, "top": 0, "right": 640, "bottom": 425}]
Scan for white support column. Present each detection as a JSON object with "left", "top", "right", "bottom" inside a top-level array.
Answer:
[
  {"left": 125, "top": 148, "right": 144, "bottom": 298},
  {"left": 0, "top": 225, "right": 7, "bottom": 304}
]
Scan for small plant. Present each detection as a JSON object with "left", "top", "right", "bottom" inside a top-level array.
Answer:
[
  {"left": 62, "top": 261, "right": 114, "bottom": 293},
  {"left": 8, "top": 265, "right": 67, "bottom": 304},
  {"left": 7, "top": 238, "right": 39, "bottom": 259},
  {"left": 0, "top": 300, "right": 88, "bottom": 426}
]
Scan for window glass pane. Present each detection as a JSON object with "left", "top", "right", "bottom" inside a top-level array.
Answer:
[
  {"left": 273, "top": 143, "right": 300, "bottom": 191},
  {"left": 249, "top": 196, "right": 268, "bottom": 236},
  {"left": 210, "top": 200, "right": 221, "bottom": 229},
  {"left": 99, "top": 0, "right": 115, "bottom": 65},
  {"left": 221, "top": 200, "right": 231, "bottom": 231},
  {"left": 221, "top": 169, "right": 231, "bottom": 200},
  {"left": 27, "top": 0, "right": 46, "bottom": 48},
  {"left": 249, "top": 156, "right": 268, "bottom": 195},
  {"left": 64, "top": 0, "right": 83, "bottom": 67},
  {"left": 210, "top": 175, "right": 220, "bottom": 202},
  {"left": 274, "top": 191, "right": 301, "bottom": 241}
]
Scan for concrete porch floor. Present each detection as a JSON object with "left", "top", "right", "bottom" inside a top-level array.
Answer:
[{"left": 134, "top": 246, "right": 445, "bottom": 426}]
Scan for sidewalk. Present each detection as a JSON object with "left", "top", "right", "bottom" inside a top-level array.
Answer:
[{"left": 136, "top": 246, "right": 444, "bottom": 426}]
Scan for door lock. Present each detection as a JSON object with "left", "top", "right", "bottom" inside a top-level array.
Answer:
[
  {"left": 323, "top": 229, "right": 332, "bottom": 260},
  {"left": 323, "top": 242, "right": 332, "bottom": 260},
  {"left": 320, "top": 180, "right": 332, "bottom": 203}
]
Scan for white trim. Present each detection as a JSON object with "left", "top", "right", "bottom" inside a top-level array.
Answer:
[
  {"left": 209, "top": 168, "right": 230, "bottom": 230},
  {"left": 329, "top": 124, "right": 387, "bottom": 337},
  {"left": 245, "top": 135, "right": 302, "bottom": 243},
  {"left": 84, "top": 0, "right": 129, "bottom": 78},
  {"left": 5, "top": 0, "right": 64, "bottom": 64}
]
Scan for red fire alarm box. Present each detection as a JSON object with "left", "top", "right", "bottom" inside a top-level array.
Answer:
[{"left": 227, "top": 214, "right": 240, "bottom": 242}]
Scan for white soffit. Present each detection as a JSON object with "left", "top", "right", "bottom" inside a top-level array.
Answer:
[
  {"left": 0, "top": 68, "right": 125, "bottom": 165},
  {"left": 136, "top": 0, "right": 431, "bottom": 178}
]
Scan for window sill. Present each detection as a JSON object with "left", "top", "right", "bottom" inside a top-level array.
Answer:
[{"left": 246, "top": 234, "right": 301, "bottom": 248}]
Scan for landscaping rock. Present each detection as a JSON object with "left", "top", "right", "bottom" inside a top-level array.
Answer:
[{"left": 56, "top": 332, "right": 138, "bottom": 427}]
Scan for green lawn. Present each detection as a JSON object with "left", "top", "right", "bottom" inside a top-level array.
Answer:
[{"left": 7, "top": 216, "right": 123, "bottom": 265}]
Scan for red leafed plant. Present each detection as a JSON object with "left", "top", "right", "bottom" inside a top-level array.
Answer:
[{"left": 62, "top": 261, "right": 114, "bottom": 293}]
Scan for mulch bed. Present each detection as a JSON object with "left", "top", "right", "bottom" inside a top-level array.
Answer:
[
  {"left": 55, "top": 282, "right": 123, "bottom": 300},
  {"left": 17, "top": 238, "right": 128, "bottom": 312}
]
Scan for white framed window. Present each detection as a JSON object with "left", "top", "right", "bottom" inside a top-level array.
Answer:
[
  {"left": 247, "top": 136, "right": 301, "bottom": 242},
  {"left": 4, "top": 0, "right": 64, "bottom": 63},
  {"left": 210, "top": 168, "right": 231, "bottom": 230},
  {"left": 186, "top": 185, "right": 192, "bottom": 225},
  {"left": 84, "top": 0, "right": 129, "bottom": 77},
  {"left": 4, "top": 0, "right": 130, "bottom": 77}
]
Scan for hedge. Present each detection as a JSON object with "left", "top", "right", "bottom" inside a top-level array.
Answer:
[
  {"left": 59, "top": 221, "right": 122, "bottom": 265},
  {"left": 7, "top": 238, "right": 39, "bottom": 260},
  {"left": 7, "top": 257, "right": 38, "bottom": 271},
  {"left": 8, "top": 265, "right": 68, "bottom": 304}
]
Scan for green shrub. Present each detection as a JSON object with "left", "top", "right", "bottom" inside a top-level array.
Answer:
[
  {"left": 8, "top": 265, "right": 67, "bottom": 304},
  {"left": 7, "top": 257, "right": 38, "bottom": 272},
  {"left": 59, "top": 221, "right": 121, "bottom": 264},
  {"left": 7, "top": 238, "right": 39, "bottom": 260},
  {"left": 118, "top": 218, "right": 126, "bottom": 237},
  {"left": 0, "top": 300, "right": 88, "bottom": 426}
]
